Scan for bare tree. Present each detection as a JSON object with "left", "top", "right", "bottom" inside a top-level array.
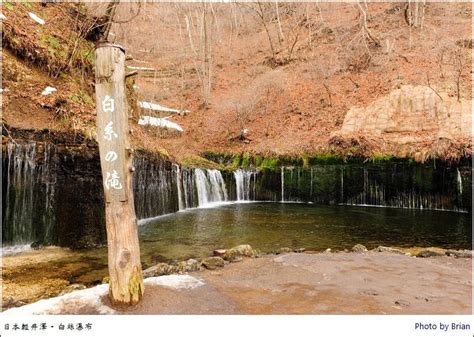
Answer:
[
  {"left": 357, "top": 1, "right": 380, "bottom": 48},
  {"left": 453, "top": 48, "right": 465, "bottom": 102},
  {"left": 404, "top": 0, "right": 425, "bottom": 28},
  {"left": 181, "top": 4, "right": 213, "bottom": 107},
  {"left": 245, "top": 2, "right": 277, "bottom": 63}
]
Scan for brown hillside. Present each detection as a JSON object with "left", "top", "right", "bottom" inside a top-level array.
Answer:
[{"left": 2, "top": 2, "right": 472, "bottom": 163}]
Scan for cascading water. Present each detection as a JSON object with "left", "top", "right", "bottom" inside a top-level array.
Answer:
[
  {"left": 207, "top": 169, "right": 228, "bottom": 202},
  {"left": 3, "top": 142, "right": 37, "bottom": 245},
  {"left": 281, "top": 167, "right": 285, "bottom": 202},
  {"left": 194, "top": 168, "right": 228, "bottom": 207},
  {"left": 174, "top": 164, "right": 185, "bottom": 211},
  {"left": 457, "top": 168, "right": 463, "bottom": 195},
  {"left": 2, "top": 141, "right": 57, "bottom": 248},
  {"left": 133, "top": 155, "right": 180, "bottom": 219},
  {"left": 234, "top": 169, "right": 254, "bottom": 201}
]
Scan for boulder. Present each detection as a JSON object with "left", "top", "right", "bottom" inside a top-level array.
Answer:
[
  {"left": 201, "top": 257, "right": 225, "bottom": 270},
  {"left": 445, "top": 250, "right": 472, "bottom": 258},
  {"left": 213, "top": 249, "right": 227, "bottom": 257},
  {"left": 416, "top": 250, "right": 444, "bottom": 258},
  {"left": 223, "top": 244, "right": 254, "bottom": 261},
  {"left": 143, "top": 263, "right": 177, "bottom": 278},
  {"left": 372, "top": 246, "right": 404, "bottom": 254},
  {"left": 277, "top": 247, "right": 293, "bottom": 254},
  {"left": 177, "top": 258, "right": 202, "bottom": 272},
  {"left": 351, "top": 244, "right": 368, "bottom": 253}
]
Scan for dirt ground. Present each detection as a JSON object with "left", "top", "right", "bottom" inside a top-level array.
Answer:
[{"left": 4, "top": 251, "right": 472, "bottom": 315}]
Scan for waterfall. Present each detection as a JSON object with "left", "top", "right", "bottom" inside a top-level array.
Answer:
[
  {"left": 182, "top": 169, "right": 195, "bottom": 209},
  {"left": 234, "top": 169, "right": 253, "bottom": 201},
  {"left": 3, "top": 138, "right": 470, "bottom": 250},
  {"left": 340, "top": 167, "right": 344, "bottom": 200},
  {"left": 281, "top": 167, "right": 285, "bottom": 202},
  {"left": 194, "top": 168, "right": 228, "bottom": 207},
  {"left": 207, "top": 169, "right": 228, "bottom": 201},
  {"left": 41, "top": 143, "right": 57, "bottom": 244},
  {"left": 174, "top": 164, "right": 185, "bottom": 211},
  {"left": 3, "top": 142, "right": 37, "bottom": 245},
  {"left": 3, "top": 141, "right": 57, "bottom": 247},
  {"left": 457, "top": 168, "right": 463, "bottom": 195}
]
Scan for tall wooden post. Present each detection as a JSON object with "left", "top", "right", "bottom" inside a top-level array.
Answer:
[{"left": 95, "top": 43, "right": 143, "bottom": 305}]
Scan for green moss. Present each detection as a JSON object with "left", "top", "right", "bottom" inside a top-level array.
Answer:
[
  {"left": 181, "top": 155, "right": 222, "bottom": 169},
  {"left": 260, "top": 158, "right": 279, "bottom": 170},
  {"left": 372, "top": 154, "right": 395, "bottom": 163},
  {"left": 302, "top": 156, "right": 309, "bottom": 168},
  {"left": 254, "top": 155, "right": 263, "bottom": 168},
  {"left": 242, "top": 153, "right": 251, "bottom": 169},
  {"left": 58, "top": 72, "right": 68, "bottom": 80},
  {"left": 229, "top": 154, "right": 241, "bottom": 169},
  {"left": 69, "top": 91, "right": 94, "bottom": 106},
  {"left": 22, "top": 1, "right": 33, "bottom": 9},
  {"left": 308, "top": 153, "right": 343, "bottom": 165},
  {"left": 3, "top": 2, "right": 14, "bottom": 10},
  {"left": 43, "top": 35, "right": 61, "bottom": 51}
]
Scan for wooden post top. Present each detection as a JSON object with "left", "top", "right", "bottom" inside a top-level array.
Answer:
[{"left": 96, "top": 42, "right": 126, "bottom": 54}]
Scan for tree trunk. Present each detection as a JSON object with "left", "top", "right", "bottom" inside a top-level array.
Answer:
[{"left": 95, "top": 43, "right": 144, "bottom": 306}]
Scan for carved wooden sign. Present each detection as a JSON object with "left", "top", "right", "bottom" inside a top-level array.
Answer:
[{"left": 95, "top": 44, "right": 129, "bottom": 203}]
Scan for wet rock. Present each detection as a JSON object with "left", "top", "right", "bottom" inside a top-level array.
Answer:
[
  {"left": 102, "top": 276, "right": 109, "bottom": 284},
  {"left": 372, "top": 246, "right": 404, "bottom": 254},
  {"left": 277, "top": 247, "right": 293, "bottom": 254},
  {"left": 294, "top": 248, "right": 306, "bottom": 253},
  {"left": 325, "top": 248, "right": 332, "bottom": 253},
  {"left": 445, "top": 250, "right": 472, "bottom": 258},
  {"left": 213, "top": 249, "right": 227, "bottom": 257},
  {"left": 30, "top": 241, "right": 44, "bottom": 250},
  {"left": 202, "top": 257, "right": 225, "bottom": 270},
  {"left": 395, "top": 299, "right": 410, "bottom": 307},
  {"left": 351, "top": 244, "right": 368, "bottom": 253},
  {"left": 177, "top": 258, "right": 202, "bottom": 273},
  {"left": 59, "top": 283, "right": 86, "bottom": 296},
  {"left": 416, "top": 250, "right": 444, "bottom": 258},
  {"left": 223, "top": 244, "right": 254, "bottom": 261},
  {"left": 143, "top": 263, "right": 177, "bottom": 278}
]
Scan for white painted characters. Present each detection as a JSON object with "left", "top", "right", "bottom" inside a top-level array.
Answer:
[
  {"left": 105, "top": 170, "right": 123, "bottom": 190},
  {"left": 102, "top": 95, "right": 115, "bottom": 113},
  {"left": 105, "top": 151, "right": 118, "bottom": 162},
  {"left": 103, "top": 121, "right": 118, "bottom": 141}
]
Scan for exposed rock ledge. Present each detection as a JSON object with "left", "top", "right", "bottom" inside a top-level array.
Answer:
[{"left": 333, "top": 85, "right": 472, "bottom": 143}]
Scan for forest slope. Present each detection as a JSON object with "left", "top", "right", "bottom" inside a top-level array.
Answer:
[{"left": 2, "top": 2, "right": 472, "bottom": 163}]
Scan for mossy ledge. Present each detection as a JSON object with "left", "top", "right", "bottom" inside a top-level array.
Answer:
[{"left": 200, "top": 151, "right": 472, "bottom": 171}]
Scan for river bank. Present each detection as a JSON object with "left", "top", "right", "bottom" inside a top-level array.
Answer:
[{"left": 3, "top": 248, "right": 472, "bottom": 314}]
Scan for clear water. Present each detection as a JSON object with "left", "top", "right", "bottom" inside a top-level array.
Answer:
[
  {"left": 3, "top": 202, "right": 471, "bottom": 302},
  {"left": 138, "top": 202, "right": 472, "bottom": 264}
]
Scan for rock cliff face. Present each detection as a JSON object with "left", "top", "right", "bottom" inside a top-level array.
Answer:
[{"left": 336, "top": 85, "right": 471, "bottom": 143}]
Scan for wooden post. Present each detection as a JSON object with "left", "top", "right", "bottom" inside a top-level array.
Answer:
[{"left": 95, "top": 43, "right": 143, "bottom": 305}]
